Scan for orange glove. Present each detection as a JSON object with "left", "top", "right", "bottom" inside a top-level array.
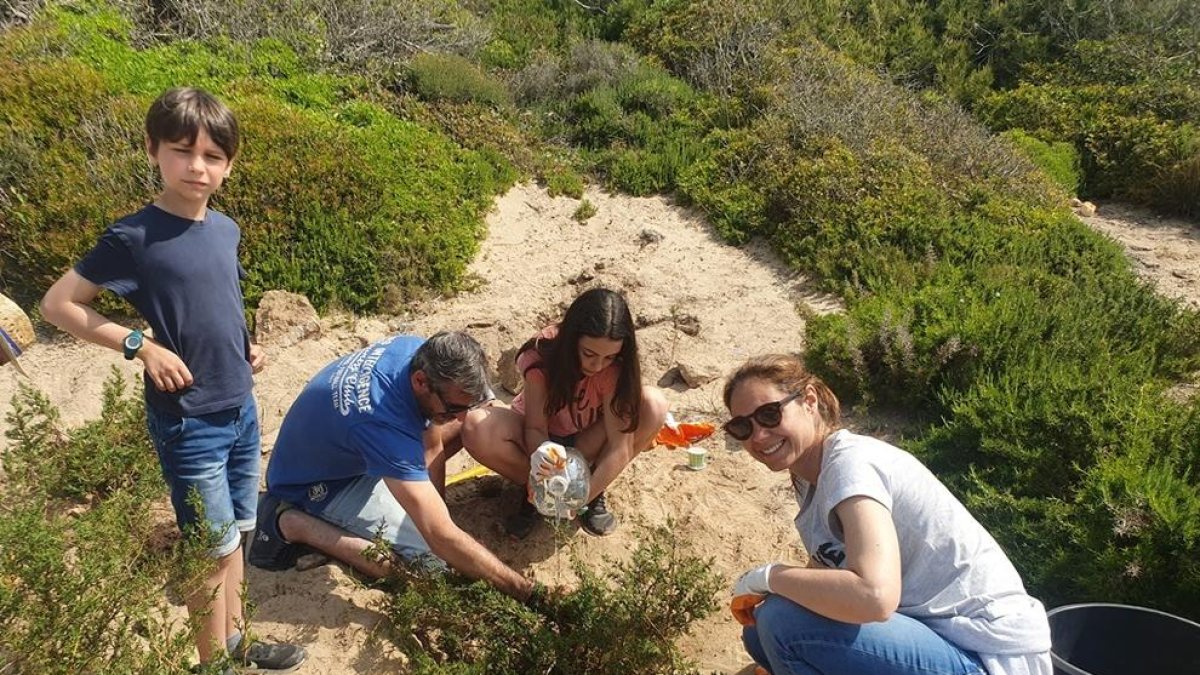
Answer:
[{"left": 730, "top": 593, "right": 766, "bottom": 626}]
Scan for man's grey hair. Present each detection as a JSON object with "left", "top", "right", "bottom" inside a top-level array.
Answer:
[{"left": 411, "top": 331, "right": 493, "bottom": 401}]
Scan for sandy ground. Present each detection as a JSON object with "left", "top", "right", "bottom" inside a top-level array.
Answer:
[
  {"left": 1080, "top": 203, "right": 1200, "bottom": 310},
  {"left": 1, "top": 188, "right": 1196, "bottom": 673}
]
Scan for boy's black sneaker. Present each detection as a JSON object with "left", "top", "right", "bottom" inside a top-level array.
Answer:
[
  {"left": 578, "top": 492, "right": 618, "bottom": 536},
  {"left": 233, "top": 638, "right": 307, "bottom": 673},
  {"left": 505, "top": 496, "right": 541, "bottom": 540},
  {"left": 248, "top": 493, "right": 303, "bottom": 571}
]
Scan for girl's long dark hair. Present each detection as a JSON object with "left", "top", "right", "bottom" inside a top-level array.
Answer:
[{"left": 520, "top": 288, "right": 641, "bottom": 433}]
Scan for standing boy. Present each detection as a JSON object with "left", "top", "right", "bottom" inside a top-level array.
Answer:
[{"left": 41, "top": 88, "right": 306, "bottom": 673}]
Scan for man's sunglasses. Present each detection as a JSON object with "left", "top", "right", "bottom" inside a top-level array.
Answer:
[
  {"left": 432, "top": 386, "right": 491, "bottom": 418},
  {"left": 723, "top": 391, "right": 804, "bottom": 441}
]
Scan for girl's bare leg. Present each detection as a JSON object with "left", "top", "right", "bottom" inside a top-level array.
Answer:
[{"left": 461, "top": 406, "right": 531, "bottom": 486}]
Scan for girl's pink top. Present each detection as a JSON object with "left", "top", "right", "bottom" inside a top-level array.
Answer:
[{"left": 510, "top": 325, "right": 619, "bottom": 437}]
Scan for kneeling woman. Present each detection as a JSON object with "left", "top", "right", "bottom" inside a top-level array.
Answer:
[
  {"left": 723, "top": 354, "right": 1051, "bottom": 675},
  {"left": 463, "top": 288, "right": 667, "bottom": 537}
]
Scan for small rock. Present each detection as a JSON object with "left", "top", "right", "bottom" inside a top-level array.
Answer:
[
  {"left": 1072, "top": 201, "right": 1097, "bottom": 217},
  {"left": 1069, "top": 197, "right": 1083, "bottom": 208},
  {"left": 295, "top": 552, "right": 331, "bottom": 572},
  {"left": 657, "top": 367, "right": 684, "bottom": 388},
  {"left": 255, "top": 291, "right": 321, "bottom": 347},
  {"left": 674, "top": 313, "right": 701, "bottom": 337},
  {"left": 678, "top": 361, "right": 720, "bottom": 388},
  {"left": 593, "top": 261, "right": 606, "bottom": 271},
  {"left": 1171, "top": 269, "right": 1195, "bottom": 281},
  {"left": 497, "top": 346, "right": 523, "bottom": 395},
  {"left": 568, "top": 271, "right": 595, "bottom": 285},
  {"left": 635, "top": 313, "right": 670, "bottom": 329},
  {"left": 639, "top": 229, "right": 664, "bottom": 245}
]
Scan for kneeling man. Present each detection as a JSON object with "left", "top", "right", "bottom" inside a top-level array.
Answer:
[{"left": 249, "top": 331, "right": 541, "bottom": 603}]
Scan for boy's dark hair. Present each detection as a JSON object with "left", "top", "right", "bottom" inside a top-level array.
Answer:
[
  {"left": 524, "top": 288, "right": 641, "bottom": 433},
  {"left": 145, "top": 87, "right": 239, "bottom": 159}
]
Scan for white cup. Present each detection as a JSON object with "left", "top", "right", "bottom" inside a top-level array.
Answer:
[{"left": 686, "top": 446, "right": 708, "bottom": 470}]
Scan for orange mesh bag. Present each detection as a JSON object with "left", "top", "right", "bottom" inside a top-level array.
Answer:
[{"left": 654, "top": 412, "right": 716, "bottom": 449}]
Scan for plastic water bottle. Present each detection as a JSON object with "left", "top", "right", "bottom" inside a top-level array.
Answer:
[{"left": 529, "top": 442, "right": 591, "bottom": 519}]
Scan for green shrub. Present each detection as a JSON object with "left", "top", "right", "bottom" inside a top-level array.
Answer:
[
  {"left": 1138, "top": 151, "right": 1200, "bottom": 217},
  {"left": 622, "top": 0, "right": 793, "bottom": 94},
  {"left": 1002, "top": 129, "right": 1080, "bottom": 194},
  {"left": 676, "top": 126, "right": 771, "bottom": 244},
  {"left": 150, "top": 0, "right": 489, "bottom": 73},
  {"left": 541, "top": 163, "right": 585, "bottom": 199},
  {"left": 977, "top": 34, "right": 1200, "bottom": 213},
  {"left": 407, "top": 52, "right": 511, "bottom": 108},
  {"left": 4, "top": 371, "right": 159, "bottom": 501},
  {"left": 568, "top": 86, "right": 625, "bottom": 148},
  {"left": 1, "top": 372, "right": 214, "bottom": 673},
  {"left": 375, "top": 522, "right": 721, "bottom": 674}
]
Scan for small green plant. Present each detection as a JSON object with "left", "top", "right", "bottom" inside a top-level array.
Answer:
[
  {"left": 372, "top": 522, "right": 721, "bottom": 674},
  {"left": 542, "top": 163, "right": 585, "bottom": 199},
  {"left": 5, "top": 371, "right": 159, "bottom": 501},
  {"left": 572, "top": 198, "right": 596, "bottom": 222}
]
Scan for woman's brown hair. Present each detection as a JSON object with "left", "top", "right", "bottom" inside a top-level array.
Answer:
[{"left": 723, "top": 354, "right": 841, "bottom": 430}]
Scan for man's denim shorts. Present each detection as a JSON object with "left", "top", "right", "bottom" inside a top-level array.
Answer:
[
  {"left": 293, "top": 475, "right": 439, "bottom": 567},
  {"left": 146, "top": 395, "right": 260, "bottom": 559}
]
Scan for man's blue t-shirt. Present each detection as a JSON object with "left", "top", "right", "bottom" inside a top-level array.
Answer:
[
  {"left": 75, "top": 205, "right": 253, "bottom": 417},
  {"left": 266, "top": 335, "right": 431, "bottom": 507}
]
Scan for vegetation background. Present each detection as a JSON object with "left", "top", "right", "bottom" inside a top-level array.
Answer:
[{"left": 2, "top": 0, "right": 1198, "bottom": 672}]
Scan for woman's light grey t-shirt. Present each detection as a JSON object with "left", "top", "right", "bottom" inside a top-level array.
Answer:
[{"left": 792, "top": 429, "right": 1052, "bottom": 675}]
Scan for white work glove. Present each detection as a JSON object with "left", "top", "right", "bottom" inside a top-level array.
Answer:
[
  {"left": 530, "top": 440, "right": 567, "bottom": 480},
  {"left": 732, "top": 563, "right": 777, "bottom": 597}
]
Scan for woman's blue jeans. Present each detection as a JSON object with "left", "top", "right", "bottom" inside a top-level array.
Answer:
[{"left": 743, "top": 596, "right": 986, "bottom": 675}]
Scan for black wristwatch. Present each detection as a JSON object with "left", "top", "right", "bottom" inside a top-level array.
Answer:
[{"left": 122, "top": 329, "right": 144, "bottom": 360}]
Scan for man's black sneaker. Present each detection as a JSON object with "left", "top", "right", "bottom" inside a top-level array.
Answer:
[
  {"left": 248, "top": 493, "right": 303, "bottom": 571},
  {"left": 233, "top": 638, "right": 307, "bottom": 673},
  {"left": 578, "top": 491, "right": 618, "bottom": 536}
]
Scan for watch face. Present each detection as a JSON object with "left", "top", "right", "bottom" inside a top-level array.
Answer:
[{"left": 125, "top": 333, "right": 141, "bottom": 349}]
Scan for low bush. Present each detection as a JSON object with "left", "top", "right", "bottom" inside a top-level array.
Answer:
[
  {"left": 151, "top": 0, "right": 490, "bottom": 73},
  {"left": 541, "top": 163, "right": 585, "bottom": 199},
  {"left": 977, "top": 36, "right": 1200, "bottom": 214},
  {"left": 407, "top": 52, "right": 511, "bottom": 108},
  {"left": 1137, "top": 152, "right": 1200, "bottom": 218},
  {"left": 374, "top": 522, "right": 721, "bottom": 674},
  {"left": 1, "top": 372, "right": 213, "bottom": 673},
  {"left": 620, "top": 0, "right": 794, "bottom": 95}
]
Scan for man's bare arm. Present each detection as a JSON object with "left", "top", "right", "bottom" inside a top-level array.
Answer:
[{"left": 384, "top": 477, "right": 534, "bottom": 601}]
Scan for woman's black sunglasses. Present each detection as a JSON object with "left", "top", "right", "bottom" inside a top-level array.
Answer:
[{"left": 723, "top": 391, "right": 803, "bottom": 441}]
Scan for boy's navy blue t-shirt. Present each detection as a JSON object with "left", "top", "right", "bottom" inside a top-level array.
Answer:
[{"left": 75, "top": 204, "right": 253, "bottom": 417}]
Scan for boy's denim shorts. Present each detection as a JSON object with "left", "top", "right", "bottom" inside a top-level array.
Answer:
[{"left": 146, "top": 395, "right": 260, "bottom": 559}]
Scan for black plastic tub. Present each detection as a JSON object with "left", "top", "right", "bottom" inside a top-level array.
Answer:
[{"left": 1047, "top": 603, "right": 1200, "bottom": 675}]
